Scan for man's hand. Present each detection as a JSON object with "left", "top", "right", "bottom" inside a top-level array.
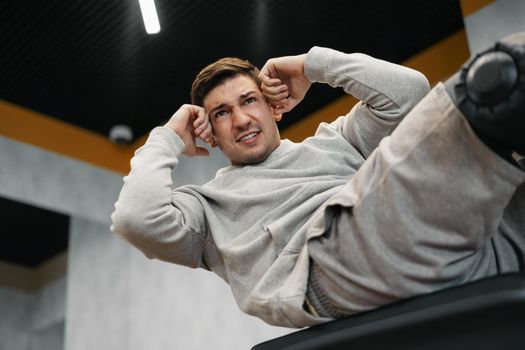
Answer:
[
  {"left": 259, "top": 54, "right": 311, "bottom": 114},
  {"left": 164, "top": 104, "right": 214, "bottom": 157}
]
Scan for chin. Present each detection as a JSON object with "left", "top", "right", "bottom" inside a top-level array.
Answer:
[{"left": 231, "top": 151, "right": 271, "bottom": 166}]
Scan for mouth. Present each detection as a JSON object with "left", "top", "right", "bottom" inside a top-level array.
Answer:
[{"left": 236, "top": 131, "right": 260, "bottom": 144}]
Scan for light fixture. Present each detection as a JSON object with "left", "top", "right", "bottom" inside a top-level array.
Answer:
[
  {"left": 109, "top": 125, "right": 134, "bottom": 145},
  {"left": 138, "top": 0, "right": 161, "bottom": 34}
]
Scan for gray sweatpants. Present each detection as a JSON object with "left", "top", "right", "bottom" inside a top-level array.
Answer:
[{"left": 306, "top": 84, "right": 525, "bottom": 318}]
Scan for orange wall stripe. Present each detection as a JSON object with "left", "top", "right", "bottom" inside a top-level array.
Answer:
[
  {"left": 0, "top": 100, "right": 134, "bottom": 174},
  {"left": 404, "top": 29, "right": 469, "bottom": 87},
  {"left": 282, "top": 29, "right": 470, "bottom": 142},
  {"left": 280, "top": 95, "right": 358, "bottom": 143},
  {"left": 459, "top": 0, "right": 496, "bottom": 17}
]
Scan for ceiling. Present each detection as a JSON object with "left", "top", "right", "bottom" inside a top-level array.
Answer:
[{"left": 0, "top": 0, "right": 465, "bottom": 269}]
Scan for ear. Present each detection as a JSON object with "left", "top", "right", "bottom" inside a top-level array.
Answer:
[
  {"left": 271, "top": 105, "right": 283, "bottom": 122},
  {"left": 209, "top": 135, "right": 218, "bottom": 148}
]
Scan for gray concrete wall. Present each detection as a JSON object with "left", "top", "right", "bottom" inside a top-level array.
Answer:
[
  {"left": 464, "top": 0, "right": 525, "bottom": 53},
  {"left": 0, "top": 136, "right": 123, "bottom": 224},
  {"left": 0, "top": 287, "right": 32, "bottom": 350},
  {"left": 29, "top": 278, "right": 66, "bottom": 350},
  {"left": 0, "top": 277, "right": 66, "bottom": 350},
  {"left": 29, "top": 322, "right": 65, "bottom": 350}
]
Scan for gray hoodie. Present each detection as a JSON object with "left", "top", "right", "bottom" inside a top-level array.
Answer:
[{"left": 111, "top": 46, "right": 430, "bottom": 327}]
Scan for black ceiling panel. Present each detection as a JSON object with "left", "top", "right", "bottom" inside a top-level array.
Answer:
[{"left": 0, "top": 0, "right": 464, "bottom": 140}]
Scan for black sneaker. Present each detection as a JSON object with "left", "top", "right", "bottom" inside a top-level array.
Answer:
[{"left": 444, "top": 32, "right": 525, "bottom": 163}]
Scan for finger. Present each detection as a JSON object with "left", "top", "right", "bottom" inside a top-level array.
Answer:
[
  {"left": 193, "top": 118, "right": 203, "bottom": 129},
  {"left": 259, "top": 60, "right": 272, "bottom": 79},
  {"left": 197, "top": 128, "right": 209, "bottom": 140},
  {"left": 260, "top": 58, "right": 282, "bottom": 80},
  {"left": 199, "top": 125, "right": 212, "bottom": 141},
  {"left": 261, "top": 83, "right": 288, "bottom": 96},
  {"left": 260, "top": 74, "right": 282, "bottom": 87},
  {"left": 194, "top": 122, "right": 207, "bottom": 137},
  {"left": 265, "top": 60, "right": 279, "bottom": 79},
  {"left": 193, "top": 115, "right": 210, "bottom": 136},
  {"left": 265, "top": 90, "right": 291, "bottom": 104},
  {"left": 192, "top": 110, "right": 208, "bottom": 127}
]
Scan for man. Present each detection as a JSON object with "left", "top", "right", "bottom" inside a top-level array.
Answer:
[{"left": 112, "top": 36, "right": 525, "bottom": 328}]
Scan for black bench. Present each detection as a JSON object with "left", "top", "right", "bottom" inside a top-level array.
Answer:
[{"left": 253, "top": 273, "right": 525, "bottom": 350}]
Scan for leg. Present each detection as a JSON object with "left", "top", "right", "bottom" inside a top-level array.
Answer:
[
  {"left": 492, "top": 182, "right": 525, "bottom": 272},
  {"left": 445, "top": 32, "right": 525, "bottom": 161},
  {"left": 306, "top": 33, "right": 525, "bottom": 317}
]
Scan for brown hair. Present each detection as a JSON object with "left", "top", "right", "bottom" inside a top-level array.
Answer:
[{"left": 191, "top": 57, "right": 261, "bottom": 107}]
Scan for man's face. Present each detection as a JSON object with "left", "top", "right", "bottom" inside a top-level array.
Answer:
[{"left": 203, "top": 74, "right": 281, "bottom": 165}]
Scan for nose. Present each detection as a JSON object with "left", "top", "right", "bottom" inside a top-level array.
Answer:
[{"left": 232, "top": 107, "right": 251, "bottom": 130}]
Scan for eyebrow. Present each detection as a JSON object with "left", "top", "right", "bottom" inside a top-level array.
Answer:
[
  {"left": 208, "top": 90, "right": 257, "bottom": 115},
  {"left": 209, "top": 103, "right": 227, "bottom": 116},
  {"left": 239, "top": 90, "right": 256, "bottom": 99}
]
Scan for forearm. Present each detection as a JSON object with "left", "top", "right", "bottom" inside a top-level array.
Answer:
[
  {"left": 111, "top": 127, "right": 206, "bottom": 267},
  {"left": 304, "top": 47, "right": 430, "bottom": 157}
]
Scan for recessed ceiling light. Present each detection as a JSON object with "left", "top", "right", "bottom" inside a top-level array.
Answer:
[
  {"left": 109, "top": 125, "right": 134, "bottom": 144},
  {"left": 138, "top": 0, "right": 161, "bottom": 34}
]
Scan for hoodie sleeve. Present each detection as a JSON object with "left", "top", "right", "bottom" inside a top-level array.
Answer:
[
  {"left": 111, "top": 126, "right": 209, "bottom": 269},
  {"left": 304, "top": 46, "right": 430, "bottom": 158}
]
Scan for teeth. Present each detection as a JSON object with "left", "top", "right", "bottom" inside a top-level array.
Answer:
[{"left": 239, "top": 132, "right": 257, "bottom": 141}]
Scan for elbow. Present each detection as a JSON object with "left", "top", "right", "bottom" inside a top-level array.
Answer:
[
  {"left": 111, "top": 205, "right": 160, "bottom": 260},
  {"left": 383, "top": 70, "right": 431, "bottom": 121},
  {"left": 110, "top": 201, "right": 184, "bottom": 261},
  {"left": 111, "top": 203, "right": 149, "bottom": 245},
  {"left": 406, "top": 70, "right": 431, "bottom": 106}
]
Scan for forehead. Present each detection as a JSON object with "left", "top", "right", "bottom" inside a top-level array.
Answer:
[{"left": 203, "top": 74, "right": 261, "bottom": 110}]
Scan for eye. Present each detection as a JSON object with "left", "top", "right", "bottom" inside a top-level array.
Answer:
[
  {"left": 244, "top": 96, "right": 256, "bottom": 104},
  {"left": 215, "top": 110, "right": 228, "bottom": 118}
]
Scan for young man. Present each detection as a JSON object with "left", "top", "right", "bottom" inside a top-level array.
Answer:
[{"left": 112, "top": 37, "right": 525, "bottom": 328}]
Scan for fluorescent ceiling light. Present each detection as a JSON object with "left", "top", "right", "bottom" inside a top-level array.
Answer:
[{"left": 138, "top": 0, "right": 161, "bottom": 34}]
